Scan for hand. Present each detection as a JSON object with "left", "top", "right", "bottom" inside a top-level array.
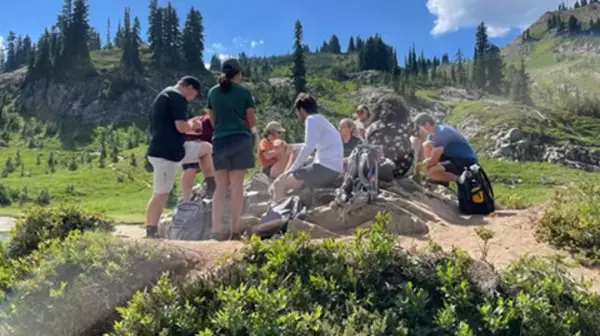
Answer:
[{"left": 191, "top": 118, "right": 203, "bottom": 131}]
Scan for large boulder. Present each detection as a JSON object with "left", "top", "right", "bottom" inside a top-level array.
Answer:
[{"left": 158, "top": 172, "right": 482, "bottom": 241}]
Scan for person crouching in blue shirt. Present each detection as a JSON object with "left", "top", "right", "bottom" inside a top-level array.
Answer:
[{"left": 412, "top": 112, "right": 478, "bottom": 186}]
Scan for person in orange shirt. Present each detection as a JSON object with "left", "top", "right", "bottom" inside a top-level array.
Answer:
[{"left": 257, "top": 121, "right": 294, "bottom": 179}]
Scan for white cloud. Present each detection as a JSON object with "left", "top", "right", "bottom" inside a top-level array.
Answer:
[
  {"left": 426, "top": 0, "right": 573, "bottom": 37},
  {"left": 250, "top": 40, "right": 264, "bottom": 48},
  {"left": 217, "top": 54, "right": 235, "bottom": 61},
  {"left": 207, "top": 42, "right": 227, "bottom": 54}
]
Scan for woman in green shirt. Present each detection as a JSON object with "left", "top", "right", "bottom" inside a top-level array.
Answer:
[{"left": 207, "top": 59, "right": 257, "bottom": 241}]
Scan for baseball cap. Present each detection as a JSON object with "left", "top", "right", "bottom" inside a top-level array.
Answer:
[
  {"left": 265, "top": 121, "right": 286, "bottom": 133},
  {"left": 178, "top": 76, "right": 202, "bottom": 92},
  {"left": 221, "top": 58, "right": 243, "bottom": 73}
]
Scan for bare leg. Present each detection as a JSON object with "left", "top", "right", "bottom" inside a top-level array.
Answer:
[
  {"left": 181, "top": 169, "right": 197, "bottom": 201},
  {"left": 198, "top": 143, "right": 215, "bottom": 178},
  {"left": 228, "top": 170, "right": 246, "bottom": 238},
  {"left": 428, "top": 164, "right": 458, "bottom": 184},
  {"left": 271, "top": 172, "right": 305, "bottom": 202},
  {"left": 269, "top": 145, "right": 293, "bottom": 178},
  {"left": 145, "top": 193, "right": 169, "bottom": 227},
  {"left": 211, "top": 170, "right": 230, "bottom": 234}
]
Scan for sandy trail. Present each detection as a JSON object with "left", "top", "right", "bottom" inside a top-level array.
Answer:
[{"left": 112, "top": 208, "right": 600, "bottom": 292}]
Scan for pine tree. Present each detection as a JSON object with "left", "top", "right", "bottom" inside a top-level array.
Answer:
[
  {"left": 328, "top": 35, "right": 342, "bottom": 54},
  {"left": 5, "top": 32, "right": 17, "bottom": 72},
  {"left": 581, "top": 0, "right": 587, "bottom": 6},
  {"left": 568, "top": 16, "right": 581, "bottom": 33},
  {"left": 347, "top": 37, "right": 356, "bottom": 53},
  {"left": 120, "top": 8, "right": 142, "bottom": 72},
  {"left": 355, "top": 36, "right": 364, "bottom": 50},
  {"left": 163, "top": 3, "right": 182, "bottom": 68},
  {"left": 105, "top": 18, "right": 113, "bottom": 49},
  {"left": 455, "top": 48, "right": 466, "bottom": 86},
  {"left": 510, "top": 59, "right": 532, "bottom": 105},
  {"left": 291, "top": 19, "right": 307, "bottom": 94},
  {"left": 88, "top": 28, "right": 101, "bottom": 51},
  {"left": 182, "top": 7, "right": 205, "bottom": 69},
  {"left": 70, "top": 0, "right": 91, "bottom": 63},
  {"left": 441, "top": 53, "right": 450, "bottom": 65},
  {"left": 32, "top": 29, "right": 53, "bottom": 76},
  {"left": 574, "top": 0, "right": 580, "bottom": 8},
  {"left": 147, "top": 0, "right": 163, "bottom": 61},
  {"left": 472, "top": 22, "right": 489, "bottom": 90},
  {"left": 486, "top": 44, "right": 504, "bottom": 93},
  {"left": 209, "top": 54, "right": 221, "bottom": 71}
]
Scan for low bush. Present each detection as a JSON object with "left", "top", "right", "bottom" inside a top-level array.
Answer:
[
  {"left": 536, "top": 184, "right": 600, "bottom": 266},
  {"left": 0, "top": 231, "right": 182, "bottom": 336},
  {"left": 7, "top": 204, "right": 114, "bottom": 259},
  {"left": 110, "top": 213, "right": 600, "bottom": 336}
]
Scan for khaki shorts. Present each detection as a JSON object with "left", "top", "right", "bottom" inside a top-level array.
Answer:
[
  {"left": 148, "top": 156, "right": 180, "bottom": 195},
  {"left": 181, "top": 141, "right": 206, "bottom": 170}
]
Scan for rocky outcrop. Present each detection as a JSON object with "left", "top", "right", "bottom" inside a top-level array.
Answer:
[
  {"left": 157, "top": 172, "right": 489, "bottom": 242},
  {"left": 490, "top": 128, "right": 600, "bottom": 172},
  {"left": 0, "top": 67, "right": 215, "bottom": 125}
]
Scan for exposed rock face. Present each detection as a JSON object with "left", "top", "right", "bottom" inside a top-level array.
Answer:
[
  {"left": 158, "top": 172, "right": 485, "bottom": 241},
  {"left": 0, "top": 68, "right": 215, "bottom": 125},
  {"left": 490, "top": 127, "right": 600, "bottom": 172}
]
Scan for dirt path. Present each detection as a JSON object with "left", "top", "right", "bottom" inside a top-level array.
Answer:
[
  {"left": 399, "top": 208, "right": 600, "bottom": 291},
  {"left": 113, "top": 209, "right": 600, "bottom": 292}
]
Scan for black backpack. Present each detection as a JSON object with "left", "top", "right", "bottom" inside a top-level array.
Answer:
[{"left": 456, "top": 164, "right": 495, "bottom": 215}]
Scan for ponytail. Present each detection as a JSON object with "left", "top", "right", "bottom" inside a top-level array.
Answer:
[
  {"left": 219, "top": 70, "right": 240, "bottom": 93},
  {"left": 219, "top": 73, "right": 232, "bottom": 93}
]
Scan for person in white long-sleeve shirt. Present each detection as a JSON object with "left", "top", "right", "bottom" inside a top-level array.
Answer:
[{"left": 270, "top": 93, "right": 344, "bottom": 202}]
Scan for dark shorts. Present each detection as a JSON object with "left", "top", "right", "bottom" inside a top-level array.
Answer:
[
  {"left": 293, "top": 163, "right": 341, "bottom": 188},
  {"left": 440, "top": 154, "right": 477, "bottom": 176},
  {"left": 212, "top": 134, "right": 255, "bottom": 171},
  {"left": 182, "top": 162, "right": 200, "bottom": 170}
]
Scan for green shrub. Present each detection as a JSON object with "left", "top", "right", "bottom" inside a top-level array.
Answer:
[
  {"left": 536, "top": 184, "right": 600, "bottom": 265},
  {"left": 8, "top": 204, "right": 114, "bottom": 259},
  {"left": 0, "top": 231, "right": 183, "bottom": 336},
  {"left": 110, "top": 213, "right": 600, "bottom": 336}
]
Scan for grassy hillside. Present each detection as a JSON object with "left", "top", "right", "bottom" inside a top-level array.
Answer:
[{"left": 503, "top": 4, "right": 600, "bottom": 103}]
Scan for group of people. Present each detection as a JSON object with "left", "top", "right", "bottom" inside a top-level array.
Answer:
[{"left": 145, "top": 59, "right": 479, "bottom": 241}]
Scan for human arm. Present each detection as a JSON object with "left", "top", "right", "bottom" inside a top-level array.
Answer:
[
  {"left": 172, "top": 97, "right": 192, "bottom": 134},
  {"left": 289, "top": 118, "right": 319, "bottom": 171},
  {"left": 260, "top": 139, "right": 284, "bottom": 160},
  {"left": 423, "top": 130, "right": 447, "bottom": 167},
  {"left": 245, "top": 91, "right": 257, "bottom": 130}
]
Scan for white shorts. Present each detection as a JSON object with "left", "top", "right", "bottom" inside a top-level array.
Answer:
[
  {"left": 148, "top": 156, "right": 180, "bottom": 195},
  {"left": 181, "top": 141, "right": 206, "bottom": 169}
]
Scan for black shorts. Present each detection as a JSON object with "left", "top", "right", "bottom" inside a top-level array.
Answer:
[
  {"left": 293, "top": 163, "right": 341, "bottom": 188},
  {"left": 440, "top": 154, "right": 477, "bottom": 176},
  {"left": 212, "top": 134, "right": 255, "bottom": 171}
]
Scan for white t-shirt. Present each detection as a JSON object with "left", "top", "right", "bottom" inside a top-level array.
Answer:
[{"left": 291, "top": 114, "right": 344, "bottom": 173}]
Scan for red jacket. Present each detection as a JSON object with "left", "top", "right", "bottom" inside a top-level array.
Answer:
[{"left": 185, "top": 115, "right": 214, "bottom": 143}]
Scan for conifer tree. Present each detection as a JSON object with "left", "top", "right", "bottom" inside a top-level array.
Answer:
[
  {"left": 182, "top": 7, "right": 205, "bottom": 69},
  {"left": 209, "top": 54, "right": 221, "bottom": 71},
  {"left": 292, "top": 19, "right": 307, "bottom": 94},
  {"left": 328, "top": 35, "right": 342, "bottom": 54},
  {"left": 472, "top": 22, "right": 489, "bottom": 90},
  {"left": 347, "top": 37, "right": 356, "bottom": 52}
]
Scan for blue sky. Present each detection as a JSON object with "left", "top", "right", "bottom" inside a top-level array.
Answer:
[{"left": 0, "top": 0, "right": 567, "bottom": 65}]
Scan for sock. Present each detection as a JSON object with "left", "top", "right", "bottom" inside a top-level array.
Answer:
[
  {"left": 146, "top": 226, "right": 158, "bottom": 238},
  {"left": 205, "top": 176, "right": 216, "bottom": 193}
]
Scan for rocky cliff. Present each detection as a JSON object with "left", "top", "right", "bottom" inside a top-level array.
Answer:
[{"left": 0, "top": 67, "right": 215, "bottom": 125}]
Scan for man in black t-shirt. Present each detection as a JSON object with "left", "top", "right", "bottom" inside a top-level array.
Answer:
[{"left": 145, "top": 76, "right": 203, "bottom": 238}]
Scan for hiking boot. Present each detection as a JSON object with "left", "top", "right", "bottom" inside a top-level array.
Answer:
[
  {"left": 210, "top": 231, "right": 229, "bottom": 241},
  {"left": 145, "top": 226, "right": 159, "bottom": 239}
]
